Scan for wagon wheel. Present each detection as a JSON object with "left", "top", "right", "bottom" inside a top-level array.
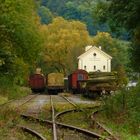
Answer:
[
  {"left": 106, "top": 91, "right": 111, "bottom": 95},
  {"left": 87, "top": 90, "right": 98, "bottom": 99},
  {"left": 83, "top": 89, "right": 89, "bottom": 97}
]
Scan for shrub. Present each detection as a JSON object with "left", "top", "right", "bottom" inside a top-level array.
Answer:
[
  {"left": 102, "top": 81, "right": 140, "bottom": 134},
  {"left": 0, "top": 75, "right": 30, "bottom": 99}
]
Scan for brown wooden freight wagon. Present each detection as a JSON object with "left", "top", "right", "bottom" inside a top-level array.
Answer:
[{"left": 29, "top": 74, "right": 46, "bottom": 92}]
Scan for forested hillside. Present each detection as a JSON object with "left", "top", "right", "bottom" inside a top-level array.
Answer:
[
  {"left": 0, "top": 0, "right": 135, "bottom": 87},
  {"left": 1, "top": 0, "right": 139, "bottom": 87},
  {"left": 37, "top": 0, "right": 129, "bottom": 39}
]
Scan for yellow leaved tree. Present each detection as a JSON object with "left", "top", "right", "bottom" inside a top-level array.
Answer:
[{"left": 41, "top": 17, "right": 91, "bottom": 75}]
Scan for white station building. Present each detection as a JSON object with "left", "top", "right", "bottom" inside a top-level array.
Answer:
[{"left": 77, "top": 45, "right": 112, "bottom": 72}]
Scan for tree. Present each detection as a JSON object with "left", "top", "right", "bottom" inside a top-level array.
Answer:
[
  {"left": 91, "top": 32, "right": 130, "bottom": 84},
  {"left": 38, "top": 6, "right": 53, "bottom": 24},
  {"left": 0, "top": 0, "right": 43, "bottom": 84},
  {"left": 41, "top": 17, "right": 91, "bottom": 75},
  {"left": 92, "top": 0, "right": 130, "bottom": 40},
  {"left": 38, "top": 0, "right": 111, "bottom": 35},
  {"left": 100, "top": 0, "right": 140, "bottom": 71}
]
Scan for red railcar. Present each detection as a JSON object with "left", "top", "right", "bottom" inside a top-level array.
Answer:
[
  {"left": 68, "top": 69, "right": 88, "bottom": 93},
  {"left": 29, "top": 74, "right": 46, "bottom": 92}
]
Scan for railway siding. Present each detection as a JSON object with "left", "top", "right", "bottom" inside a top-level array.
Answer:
[{"left": 1, "top": 94, "right": 118, "bottom": 140}]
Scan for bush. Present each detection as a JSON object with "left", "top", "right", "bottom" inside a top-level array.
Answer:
[
  {"left": 102, "top": 81, "right": 140, "bottom": 134},
  {"left": 0, "top": 75, "right": 31, "bottom": 99}
]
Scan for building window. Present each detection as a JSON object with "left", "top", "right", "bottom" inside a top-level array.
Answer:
[
  {"left": 94, "top": 65, "right": 96, "bottom": 70},
  {"left": 103, "top": 65, "right": 106, "bottom": 70},
  {"left": 93, "top": 53, "right": 97, "bottom": 57},
  {"left": 84, "top": 66, "right": 86, "bottom": 70},
  {"left": 78, "top": 74, "right": 84, "bottom": 80}
]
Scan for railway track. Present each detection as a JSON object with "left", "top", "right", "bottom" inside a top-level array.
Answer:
[
  {"left": 0, "top": 94, "right": 39, "bottom": 109},
  {"left": 57, "top": 95, "right": 118, "bottom": 140},
  {"left": 16, "top": 94, "right": 40, "bottom": 109},
  {"left": 60, "top": 95, "right": 78, "bottom": 108},
  {"left": 1, "top": 94, "right": 118, "bottom": 139},
  {"left": 12, "top": 94, "right": 49, "bottom": 140},
  {"left": 0, "top": 94, "right": 35, "bottom": 108},
  {"left": 20, "top": 95, "right": 117, "bottom": 140},
  {"left": 14, "top": 94, "right": 51, "bottom": 140},
  {"left": 21, "top": 113, "right": 109, "bottom": 140},
  {"left": 50, "top": 95, "right": 57, "bottom": 140},
  {"left": 91, "top": 110, "right": 119, "bottom": 140},
  {"left": 18, "top": 125, "right": 47, "bottom": 140},
  {"left": 0, "top": 99, "right": 14, "bottom": 107},
  {"left": 0, "top": 93, "right": 50, "bottom": 140}
]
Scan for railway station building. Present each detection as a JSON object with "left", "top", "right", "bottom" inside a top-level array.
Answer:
[{"left": 77, "top": 45, "right": 112, "bottom": 72}]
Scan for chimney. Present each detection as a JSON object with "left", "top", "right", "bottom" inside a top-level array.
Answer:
[
  {"left": 85, "top": 45, "right": 92, "bottom": 51},
  {"left": 99, "top": 46, "right": 102, "bottom": 50}
]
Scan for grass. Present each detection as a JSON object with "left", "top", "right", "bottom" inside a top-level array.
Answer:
[
  {"left": 19, "top": 119, "right": 52, "bottom": 140},
  {"left": 58, "top": 92, "right": 72, "bottom": 97},
  {"left": 0, "top": 95, "right": 8, "bottom": 105},
  {"left": 0, "top": 75, "right": 31, "bottom": 100},
  {"left": 0, "top": 106, "right": 38, "bottom": 140},
  {"left": 78, "top": 102, "right": 101, "bottom": 108},
  {"left": 0, "top": 127, "right": 38, "bottom": 140},
  {"left": 96, "top": 113, "right": 140, "bottom": 140},
  {"left": 57, "top": 111, "right": 90, "bottom": 129},
  {"left": 97, "top": 87, "right": 140, "bottom": 140},
  {"left": 6, "top": 86, "right": 31, "bottom": 100},
  {"left": 39, "top": 104, "right": 52, "bottom": 120},
  {"left": 54, "top": 103, "right": 75, "bottom": 112}
]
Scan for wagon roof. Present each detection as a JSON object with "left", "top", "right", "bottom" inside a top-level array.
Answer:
[{"left": 72, "top": 69, "right": 88, "bottom": 74}]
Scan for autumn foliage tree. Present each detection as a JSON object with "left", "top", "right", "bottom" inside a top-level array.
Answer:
[{"left": 41, "top": 17, "right": 91, "bottom": 74}]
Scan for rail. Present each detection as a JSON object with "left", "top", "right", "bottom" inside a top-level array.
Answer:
[
  {"left": 20, "top": 114, "right": 110, "bottom": 140},
  {"left": 15, "top": 94, "right": 40, "bottom": 109},
  {"left": 18, "top": 125, "right": 46, "bottom": 140},
  {"left": 50, "top": 95, "right": 57, "bottom": 140}
]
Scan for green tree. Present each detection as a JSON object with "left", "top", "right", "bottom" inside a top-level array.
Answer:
[
  {"left": 91, "top": 32, "right": 130, "bottom": 70},
  {"left": 99, "top": 0, "right": 140, "bottom": 71},
  {"left": 38, "top": 6, "right": 53, "bottom": 24},
  {"left": 0, "top": 0, "right": 43, "bottom": 84},
  {"left": 38, "top": 0, "right": 111, "bottom": 35},
  {"left": 92, "top": 0, "right": 130, "bottom": 40}
]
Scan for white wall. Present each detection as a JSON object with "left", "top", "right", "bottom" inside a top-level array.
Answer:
[{"left": 78, "top": 49, "right": 111, "bottom": 72}]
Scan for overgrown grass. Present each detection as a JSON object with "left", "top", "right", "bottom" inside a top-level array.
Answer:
[
  {"left": 100, "top": 81, "right": 140, "bottom": 139},
  {"left": 0, "top": 95, "right": 8, "bottom": 104},
  {"left": 58, "top": 111, "right": 90, "bottom": 128},
  {"left": 0, "top": 107, "right": 37, "bottom": 140},
  {"left": 0, "top": 75, "right": 31, "bottom": 102},
  {"left": 97, "top": 114, "right": 140, "bottom": 140},
  {"left": 19, "top": 119, "right": 52, "bottom": 140}
]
